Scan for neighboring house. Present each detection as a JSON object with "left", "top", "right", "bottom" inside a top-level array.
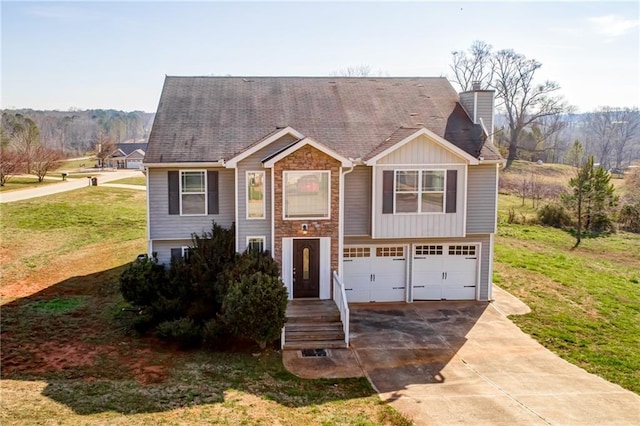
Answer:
[
  {"left": 108, "top": 143, "right": 148, "bottom": 169},
  {"left": 144, "top": 77, "right": 502, "bottom": 309}
]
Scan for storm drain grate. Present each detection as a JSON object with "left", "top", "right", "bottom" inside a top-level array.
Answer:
[{"left": 301, "top": 348, "right": 328, "bottom": 357}]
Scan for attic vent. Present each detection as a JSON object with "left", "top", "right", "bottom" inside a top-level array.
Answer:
[
  {"left": 409, "top": 113, "right": 418, "bottom": 117},
  {"left": 415, "top": 122, "right": 425, "bottom": 126},
  {"left": 328, "top": 81, "right": 336, "bottom": 84},
  {"left": 417, "top": 84, "right": 424, "bottom": 87}
]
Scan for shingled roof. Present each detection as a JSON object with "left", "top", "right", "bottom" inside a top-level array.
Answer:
[{"left": 145, "top": 76, "right": 501, "bottom": 164}]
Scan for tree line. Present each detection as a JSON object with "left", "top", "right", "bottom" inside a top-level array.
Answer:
[{"left": 0, "top": 109, "right": 154, "bottom": 185}]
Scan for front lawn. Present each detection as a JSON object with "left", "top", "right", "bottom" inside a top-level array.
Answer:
[
  {"left": 0, "top": 187, "right": 409, "bottom": 425},
  {"left": 0, "top": 176, "right": 59, "bottom": 192}
]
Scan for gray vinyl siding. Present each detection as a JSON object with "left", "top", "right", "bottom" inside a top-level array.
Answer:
[
  {"left": 344, "top": 166, "right": 371, "bottom": 236},
  {"left": 148, "top": 167, "right": 235, "bottom": 240},
  {"left": 466, "top": 164, "right": 498, "bottom": 234},
  {"left": 343, "top": 234, "right": 493, "bottom": 301},
  {"left": 151, "top": 239, "right": 192, "bottom": 266},
  {"left": 236, "top": 134, "right": 299, "bottom": 252},
  {"left": 459, "top": 91, "right": 495, "bottom": 142}
]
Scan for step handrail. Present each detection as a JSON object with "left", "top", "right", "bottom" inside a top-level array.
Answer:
[{"left": 332, "top": 270, "right": 350, "bottom": 346}]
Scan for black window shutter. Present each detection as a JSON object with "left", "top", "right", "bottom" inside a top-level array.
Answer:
[
  {"left": 446, "top": 170, "right": 457, "bottom": 213},
  {"left": 207, "top": 171, "right": 219, "bottom": 215},
  {"left": 168, "top": 171, "right": 179, "bottom": 215},
  {"left": 170, "top": 248, "right": 182, "bottom": 260},
  {"left": 382, "top": 170, "right": 394, "bottom": 214}
]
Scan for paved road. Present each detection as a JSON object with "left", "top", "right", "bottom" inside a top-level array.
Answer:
[
  {"left": 0, "top": 170, "right": 145, "bottom": 203},
  {"left": 350, "top": 291, "right": 640, "bottom": 426}
]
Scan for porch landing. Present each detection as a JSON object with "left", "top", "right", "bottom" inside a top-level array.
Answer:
[{"left": 283, "top": 300, "right": 347, "bottom": 349}]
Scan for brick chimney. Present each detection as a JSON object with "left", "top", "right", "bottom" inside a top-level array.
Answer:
[{"left": 459, "top": 83, "right": 495, "bottom": 144}]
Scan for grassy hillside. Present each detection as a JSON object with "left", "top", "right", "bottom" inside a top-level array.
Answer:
[{"left": 495, "top": 192, "right": 640, "bottom": 393}]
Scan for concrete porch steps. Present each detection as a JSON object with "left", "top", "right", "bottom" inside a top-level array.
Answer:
[{"left": 284, "top": 300, "right": 347, "bottom": 349}]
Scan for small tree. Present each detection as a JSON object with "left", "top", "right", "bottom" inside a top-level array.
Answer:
[
  {"left": 31, "top": 146, "right": 63, "bottom": 182},
  {"left": 95, "top": 130, "right": 116, "bottom": 168},
  {"left": 0, "top": 147, "right": 24, "bottom": 186},
  {"left": 563, "top": 155, "right": 618, "bottom": 246},
  {"left": 222, "top": 272, "right": 288, "bottom": 350}
]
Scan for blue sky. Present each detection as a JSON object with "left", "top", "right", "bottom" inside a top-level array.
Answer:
[{"left": 2, "top": 1, "right": 639, "bottom": 113}]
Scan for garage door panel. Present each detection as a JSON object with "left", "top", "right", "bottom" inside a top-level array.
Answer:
[
  {"left": 412, "top": 244, "right": 478, "bottom": 301},
  {"left": 413, "top": 284, "right": 442, "bottom": 300},
  {"left": 343, "top": 246, "right": 407, "bottom": 303}
]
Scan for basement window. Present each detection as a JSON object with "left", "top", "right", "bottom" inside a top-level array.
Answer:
[{"left": 301, "top": 348, "right": 328, "bottom": 357}]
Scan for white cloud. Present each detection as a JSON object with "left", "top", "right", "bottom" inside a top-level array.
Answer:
[{"left": 588, "top": 14, "right": 640, "bottom": 38}]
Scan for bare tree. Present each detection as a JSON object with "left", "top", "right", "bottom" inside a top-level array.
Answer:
[
  {"left": 491, "top": 49, "right": 568, "bottom": 168},
  {"left": 0, "top": 147, "right": 25, "bottom": 186},
  {"left": 450, "top": 43, "right": 569, "bottom": 168},
  {"left": 585, "top": 107, "right": 640, "bottom": 169},
  {"left": 95, "top": 130, "right": 116, "bottom": 168},
  {"left": 450, "top": 40, "right": 493, "bottom": 91},
  {"left": 330, "top": 65, "right": 388, "bottom": 77},
  {"left": 31, "top": 146, "right": 63, "bottom": 182},
  {"left": 2, "top": 113, "right": 41, "bottom": 173},
  {"left": 610, "top": 108, "right": 639, "bottom": 169}
]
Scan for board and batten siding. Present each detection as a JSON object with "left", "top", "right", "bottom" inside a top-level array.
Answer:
[
  {"left": 372, "top": 134, "right": 467, "bottom": 238},
  {"left": 148, "top": 168, "right": 235, "bottom": 240},
  {"left": 343, "top": 234, "right": 493, "bottom": 301},
  {"left": 466, "top": 164, "right": 498, "bottom": 234},
  {"left": 377, "top": 134, "right": 465, "bottom": 165},
  {"left": 344, "top": 166, "right": 371, "bottom": 236},
  {"left": 236, "top": 134, "right": 299, "bottom": 253}
]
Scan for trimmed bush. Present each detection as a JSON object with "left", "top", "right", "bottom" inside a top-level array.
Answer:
[
  {"left": 537, "top": 204, "right": 573, "bottom": 228},
  {"left": 119, "top": 254, "right": 167, "bottom": 307},
  {"left": 155, "top": 318, "right": 202, "bottom": 348},
  {"left": 223, "top": 272, "right": 288, "bottom": 350},
  {"left": 119, "top": 222, "right": 286, "bottom": 351}
]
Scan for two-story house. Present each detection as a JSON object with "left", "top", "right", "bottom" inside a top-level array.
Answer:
[{"left": 144, "top": 77, "right": 501, "bottom": 314}]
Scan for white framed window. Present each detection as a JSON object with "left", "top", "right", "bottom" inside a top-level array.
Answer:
[
  {"left": 246, "top": 236, "right": 265, "bottom": 253},
  {"left": 181, "top": 246, "right": 194, "bottom": 260},
  {"left": 394, "top": 170, "right": 444, "bottom": 214},
  {"left": 283, "top": 171, "right": 330, "bottom": 219},
  {"left": 246, "top": 171, "right": 265, "bottom": 219},
  {"left": 181, "top": 170, "right": 206, "bottom": 215}
]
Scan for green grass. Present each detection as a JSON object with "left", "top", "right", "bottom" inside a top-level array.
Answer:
[
  {"left": 494, "top": 216, "right": 640, "bottom": 393},
  {"left": 0, "top": 177, "right": 59, "bottom": 192},
  {"left": 0, "top": 187, "right": 409, "bottom": 425},
  {"left": 55, "top": 157, "right": 96, "bottom": 172},
  {"left": 108, "top": 176, "right": 147, "bottom": 186}
]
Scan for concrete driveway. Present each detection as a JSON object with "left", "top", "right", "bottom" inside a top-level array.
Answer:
[{"left": 350, "top": 290, "right": 640, "bottom": 425}]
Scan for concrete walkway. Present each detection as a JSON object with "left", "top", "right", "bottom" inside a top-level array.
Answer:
[
  {"left": 349, "top": 294, "right": 640, "bottom": 425},
  {"left": 0, "top": 170, "right": 144, "bottom": 203}
]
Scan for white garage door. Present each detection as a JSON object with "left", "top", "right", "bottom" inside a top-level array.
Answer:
[
  {"left": 126, "top": 159, "right": 142, "bottom": 169},
  {"left": 343, "top": 246, "right": 407, "bottom": 303},
  {"left": 412, "top": 244, "right": 478, "bottom": 300}
]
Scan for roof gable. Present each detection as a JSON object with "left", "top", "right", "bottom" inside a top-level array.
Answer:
[
  {"left": 366, "top": 128, "right": 479, "bottom": 165},
  {"left": 225, "top": 126, "right": 305, "bottom": 167},
  {"left": 263, "top": 137, "right": 352, "bottom": 167}
]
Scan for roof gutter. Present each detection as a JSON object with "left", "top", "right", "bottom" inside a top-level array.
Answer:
[{"left": 142, "top": 160, "right": 226, "bottom": 168}]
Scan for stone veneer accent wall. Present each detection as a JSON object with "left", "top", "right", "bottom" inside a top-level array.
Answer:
[{"left": 273, "top": 145, "right": 341, "bottom": 291}]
